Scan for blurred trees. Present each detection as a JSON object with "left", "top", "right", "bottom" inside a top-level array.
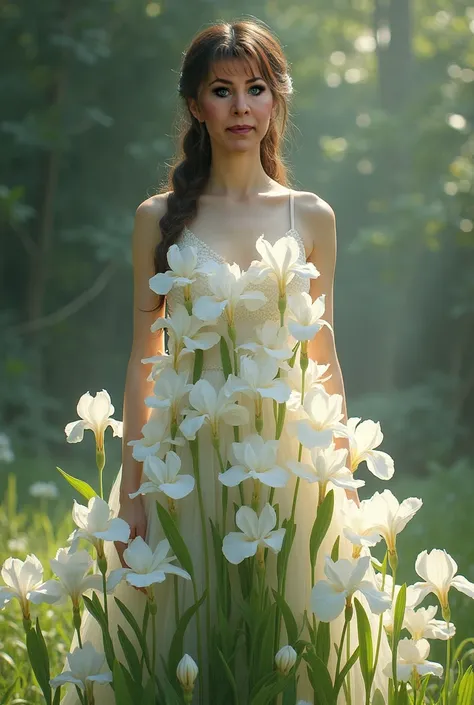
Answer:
[{"left": 1, "top": 0, "right": 473, "bottom": 474}]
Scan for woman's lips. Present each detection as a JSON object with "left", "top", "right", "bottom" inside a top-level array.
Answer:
[{"left": 228, "top": 127, "right": 253, "bottom": 134}]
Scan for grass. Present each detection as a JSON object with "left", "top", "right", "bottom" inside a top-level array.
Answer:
[{"left": 0, "top": 452, "right": 473, "bottom": 703}]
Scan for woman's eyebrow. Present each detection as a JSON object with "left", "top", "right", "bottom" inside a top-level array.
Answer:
[{"left": 208, "top": 76, "right": 264, "bottom": 85}]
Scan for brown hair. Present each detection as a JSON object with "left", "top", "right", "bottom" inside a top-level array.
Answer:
[{"left": 154, "top": 18, "right": 294, "bottom": 291}]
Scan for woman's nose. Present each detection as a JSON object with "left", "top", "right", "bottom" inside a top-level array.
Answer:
[{"left": 232, "top": 93, "right": 249, "bottom": 112}]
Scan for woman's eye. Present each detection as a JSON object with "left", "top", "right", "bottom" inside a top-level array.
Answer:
[{"left": 213, "top": 85, "right": 265, "bottom": 97}]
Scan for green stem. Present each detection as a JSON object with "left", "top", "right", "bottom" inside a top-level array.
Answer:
[
  {"left": 96, "top": 447, "right": 105, "bottom": 499},
  {"left": 346, "top": 619, "right": 352, "bottom": 704},
  {"left": 73, "top": 606, "right": 83, "bottom": 648},
  {"left": 150, "top": 597, "right": 157, "bottom": 701},
  {"left": 174, "top": 576, "right": 179, "bottom": 628},
  {"left": 191, "top": 578, "right": 204, "bottom": 705},
  {"left": 444, "top": 617, "right": 451, "bottom": 705},
  {"left": 190, "top": 437, "right": 210, "bottom": 697},
  {"left": 213, "top": 435, "right": 227, "bottom": 532},
  {"left": 371, "top": 551, "right": 388, "bottom": 692},
  {"left": 335, "top": 603, "right": 352, "bottom": 682},
  {"left": 275, "top": 442, "right": 303, "bottom": 650}
]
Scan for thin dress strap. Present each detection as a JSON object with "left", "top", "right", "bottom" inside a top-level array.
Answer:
[{"left": 289, "top": 189, "right": 295, "bottom": 231}]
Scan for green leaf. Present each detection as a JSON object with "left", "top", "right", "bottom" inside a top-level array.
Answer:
[
  {"left": 256, "top": 603, "right": 277, "bottom": 680},
  {"left": 354, "top": 597, "right": 374, "bottom": 695},
  {"left": 193, "top": 349, "right": 203, "bottom": 383},
  {"left": 391, "top": 583, "right": 406, "bottom": 686},
  {"left": 114, "top": 597, "right": 152, "bottom": 674},
  {"left": 303, "top": 648, "right": 335, "bottom": 705},
  {"left": 457, "top": 666, "right": 474, "bottom": 705},
  {"left": 112, "top": 660, "right": 133, "bottom": 705},
  {"left": 271, "top": 589, "right": 298, "bottom": 645},
  {"left": 217, "top": 647, "right": 240, "bottom": 705},
  {"left": 282, "top": 677, "right": 297, "bottom": 705},
  {"left": 83, "top": 593, "right": 115, "bottom": 670},
  {"left": 56, "top": 466, "right": 97, "bottom": 500},
  {"left": 372, "top": 689, "right": 386, "bottom": 705},
  {"left": 52, "top": 686, "right": 62, "bottom": 705},
  {"left": 330, "top": 535, "right": 340, "bottom": 562},
  {"left": 309, "top": 490, "right": 334, "bottom": 571},
  {"left": 26, "top": 626, "right": 52, "bottom": 705},
  {"left": 167, "top": 590, "right": 207, "bottom": 679},
  {"left": 220, "top": 336, "right": 233, "bottom": 378},
  {"left": 155, "top": 501, "right": 194, "bottom": 579},
  {"left": 0, "top": 677, "right": 19, "bottom": 705},
  {"left": 250, "top": 672, "right": 293, "bottom": 705},
  {"left": 334, "top": 645, "right": 360, "bottom": 698},
  {"left": 117, "top": 625, "right": 142, "bottom": 683},
  {"left": 315, "top": 620, "right": 331, "bottom": 666}
]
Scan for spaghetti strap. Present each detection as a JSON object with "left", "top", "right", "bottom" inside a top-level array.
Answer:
[{"left": 289, "top": 189, "right": 295, "bottom": 231}]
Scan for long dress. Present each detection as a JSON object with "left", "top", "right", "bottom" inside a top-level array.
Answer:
[{"left": 62, "top": 189, "right": 392, "bottom": 704}]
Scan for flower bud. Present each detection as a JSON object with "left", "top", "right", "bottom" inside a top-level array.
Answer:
[
  {"left": 176, "top": 654, "right": 198, "bottom": 692},
  {"left": 275, "top": 645, "right": 297, "bottom": 675}
]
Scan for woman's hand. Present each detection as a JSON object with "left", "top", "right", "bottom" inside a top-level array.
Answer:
[{"left": 115, "top": 493, "right": 148, "bottom": 594}]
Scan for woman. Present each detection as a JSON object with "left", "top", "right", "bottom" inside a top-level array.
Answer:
[{"left": 64, "top": 18, "right": 392, "bottom": 704}]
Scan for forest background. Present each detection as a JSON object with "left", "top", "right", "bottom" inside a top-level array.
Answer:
[{"left": 0, "top": 0, "right": 473, "bottom": 699}]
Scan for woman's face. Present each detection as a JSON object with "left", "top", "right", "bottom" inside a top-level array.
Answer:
[{"left": 189, "top": 57, "right": 275, "bottom": 151}]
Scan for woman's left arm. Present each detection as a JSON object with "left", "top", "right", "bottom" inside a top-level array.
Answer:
[{"left": 303, "top": 195, "right": 360, "bottom": 507}]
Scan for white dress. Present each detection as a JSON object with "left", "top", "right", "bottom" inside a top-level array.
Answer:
[{"left": 62, "top": 190, "right": 392, "bottom": 704}]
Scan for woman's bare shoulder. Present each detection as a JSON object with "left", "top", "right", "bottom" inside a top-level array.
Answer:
[
  {"left": 135, "top": 191, "right": 172, "bottom": 241},
  {"left": 291, "top": 190, "right": 335, "bottom": 256}
]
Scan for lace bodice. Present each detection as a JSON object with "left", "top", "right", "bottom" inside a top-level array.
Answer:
[
  {"left": 166, "top": 191, "right": 311, "bottom": 370},
  {"left": 166, "top": 228, "right": 311, "bottom": 370}
]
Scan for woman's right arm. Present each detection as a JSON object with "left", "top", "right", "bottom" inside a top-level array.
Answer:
[{"left": 115, "top": 194, "right": 168, "bottom": 567}]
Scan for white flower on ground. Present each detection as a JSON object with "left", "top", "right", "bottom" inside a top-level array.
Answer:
[
  {"left": 247, "top": 234, "right": 320, "bottom": 297},
  {"left": 382, "top": 638, "right": 443, "bottom": 682},
  {"left": 121, "top": 537, "right": 191, "bottom": 588},
  {"left": 363, "top": 490, "right": 423, "bottom": 554},
  {"left": 151, "top": 304, "right": 220, "bottom": 367},
  {"left": 275, "top": 645, "right": 297, "bottom": 675},
  {"left": 287, "top": 443, "right": 364, "bottom": 493},
  {"left": 238, "top": 321, "right": 293, "bottom": 367},
  {"left": 287, "top": 291, "right": 333, "bottom": 341},
  {"left": 176, "top": 654, "right": 199, "bottom": 692},
  {"left": 148, "top": 244, "right": 200, "bottom": 295},
  {"left": 65, "top": 390, "right": 122, "bottom": 451},
  {"left": 347, "top": 417, "right": 394, "bottom": 480},
  {"left": 222, "top": 504, "right": 285, "bottom": 565},
  {"left": 7, "top": 536, "right": 28, "bottom": 553},
  {"left": 0, "top": 555, "right": 44, "bottom": 617},
  {"left": 292, "top": 386, "right": 351, "bottom": 449},
  {"left": 410, "top": 549, "right": 474, "bottom": 613},
  {"left": 29, "top": 482, "right": 59, "bottom": 499},
  {"left": 340, "top": 497, "right": 384, "bottom": 552},
  {"left": 29, "top": 548, "right": 123, "bottom": 608},
  {"left": 403, "top": 604, "right": 456, "bottom": 641},
  {"left": 0, "top": 432, "right": 14, "bottom": 463},
  {"left": 311, "top": 555, "right": 391, "bottom": 622},
  {"left": 68, "top": 497, "right": 130, "bottom": 553},
  {"left": 144, "top": 368, "right": 193, "bottom": 422},
  {"left": 50, "top": 641, "right": 113, "bottom": 691},
  {"left": 219, "top": 434, "right": 289, "bottom": 488},
  {"left": 179, "top": 379, "right": 249, "bottom": 440},
  {"left": 129, "top": 451, "right": 195, "bottom": 500},
  {"left": 192, "top": 261, "right": 267, "bottom": 324},
  {"left": 127, "top": 409, "right": 184, "bottom": 461},
  {"left": 225, "top": 355, "right": 291, "bottom": 406}
]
